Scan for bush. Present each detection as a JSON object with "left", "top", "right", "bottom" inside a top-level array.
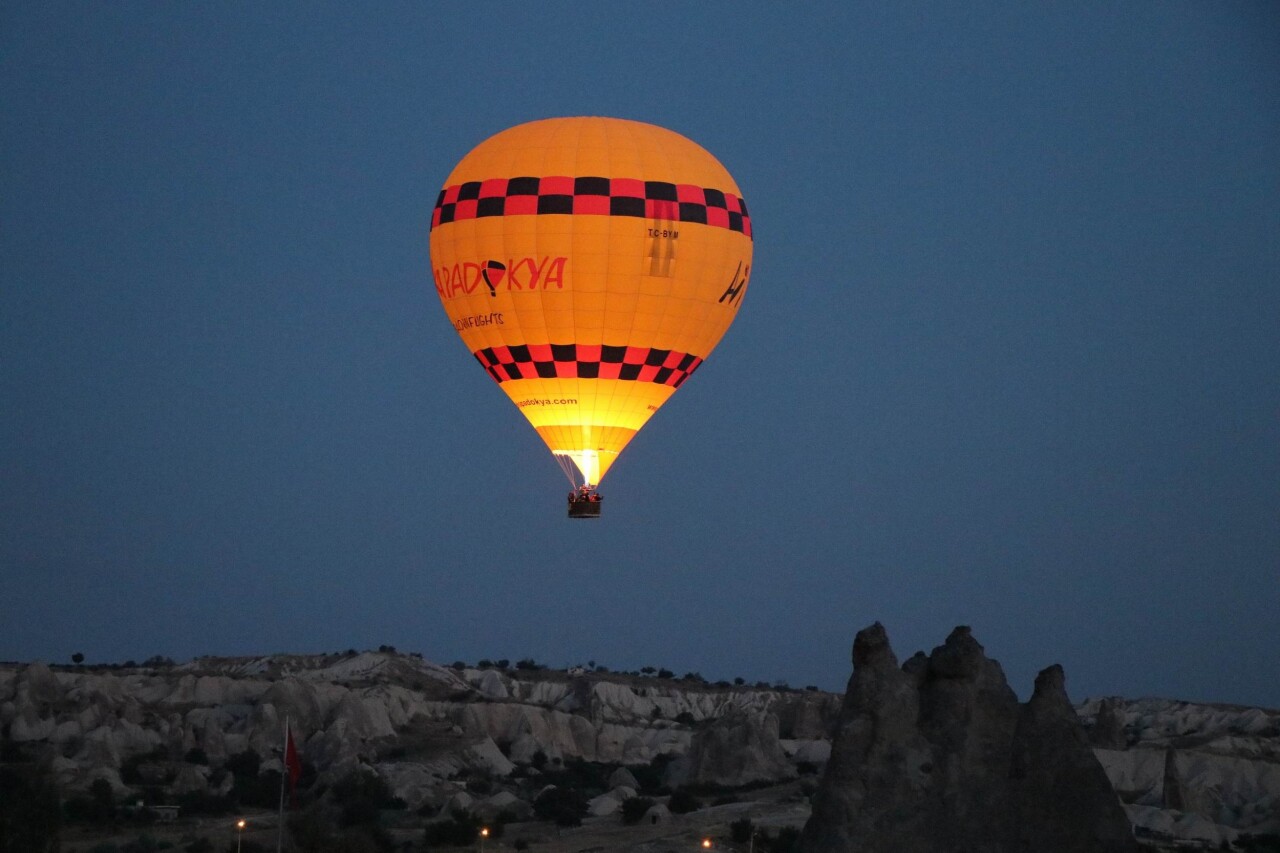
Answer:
[
  {"left": 232, "top": 768, "right": 282, "bottom": 810},
  {"left": 620, "top": 796, "right": 655, "bottom": 825},
  {"left": 770, "top": 825, "right": 802, "bottom": 853},
  {"left": 0, "top": 760, "right": 62, "bottom": 846},
  {"left": 224, "top": 750, "right": 260, "bottom": 780},
  {"left": 667, "top": 787, "right": 701, "bottom": 814},
  {"left": 730, "top": 817, "right": 754, "bottom": 843},
  {"left": 627, "top": 754, "right": 673, "bottom": 794},
  {"left": 330, "top": 769, "right": 403, "bottom": 827},
  {"left": 1238, "top": 834, "right": 1280, "bottom": 853},
  {"left": 533, "top": 786, "right": 588, "bottom": 826},
  {"left": 423, "top": 808, "right": 481, "bottom": 847}
]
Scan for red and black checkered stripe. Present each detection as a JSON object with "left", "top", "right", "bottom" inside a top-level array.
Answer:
[
  {"left": 474, "top": 343, "right": 704, "bottom": 387},
  {"left": 432, "top": 176, "right": 751, "bottom": 239}
]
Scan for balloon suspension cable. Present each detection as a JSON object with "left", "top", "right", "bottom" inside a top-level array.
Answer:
[{"left": 554, "top": 454, "right": 583, "bottom": 488}]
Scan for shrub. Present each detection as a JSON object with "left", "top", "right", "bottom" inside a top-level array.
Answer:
[
  {"left": 667, "top": 787, "right": 701, "bottom": 814},
  {"left": 1237, "top": 833, "right": 1280, "bottom": 853},
  {"left": 770, "top": 825, "right": 802, "bottom": 853},
  {"left": 533, "top": 786, "right": 588, "bottom": 826},
  {"left": 331, "top": 769, "right": 403, "bottom": 827},
  {"left": 730, "top": 817, "right": 754, "bottom": 843},
  {"left": 620, "top": 796, "right": 655, "bottom": 825},
  {"left": 628, "top": 754, "right": 674, "bottom": 794},
  {"left": 224, "top": 749, "right": 260, "bottom": 780},
  {"left": 423, "top": 808, "right": 481, "bottom": 846},
  {"left": 0, "top": 760, "right": 62, "bottom": 846}
]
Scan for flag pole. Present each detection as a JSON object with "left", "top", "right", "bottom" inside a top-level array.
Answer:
[{"left": 277, "top": 713, "right": 288, "bottom": 853}]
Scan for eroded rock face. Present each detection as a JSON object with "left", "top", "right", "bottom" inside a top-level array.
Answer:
[
  {"left": 665, "top": 711, "right": 796, "bottom": 788},
  {"left": 799, "top": 623, "right": 1138, "bottom": 853}
]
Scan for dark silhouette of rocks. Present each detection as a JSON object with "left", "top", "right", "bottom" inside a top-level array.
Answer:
[
  {"left": 799, "top": 623, "right": 1138, "bottom": 853},
  {"left": 1088, "top": 696, "right": 1128, "bottom": 750}
]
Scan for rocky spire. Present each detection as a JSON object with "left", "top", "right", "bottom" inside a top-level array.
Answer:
[{"left": 799, "top": 624, "right": 1138, "bottom": 853}]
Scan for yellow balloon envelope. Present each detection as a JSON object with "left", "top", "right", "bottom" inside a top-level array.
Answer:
[{"left": 429, "top": 117, "right": 752, "bottom": 499}]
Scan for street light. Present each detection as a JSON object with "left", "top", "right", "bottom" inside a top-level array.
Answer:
[
  {"left": 236, "top": 819, "right": 246, "bottom": 853},
  {"left": 479, "top": 826, "right": 489, "bottom": 852},
  {"left": 702, "top": 839, "right": 713, "bottom": 849}
]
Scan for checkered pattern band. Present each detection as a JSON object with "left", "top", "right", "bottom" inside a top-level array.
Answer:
[
  {"left": 474, "top": 344, "right": 704, "bottom": 387},
  {"left": 432, "top": 176, "right": 751, "bottom": 239}
]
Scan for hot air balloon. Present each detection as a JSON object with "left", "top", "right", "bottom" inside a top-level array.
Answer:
[{"left": 429, "top": 117, "right": 752, "bottom": 517}]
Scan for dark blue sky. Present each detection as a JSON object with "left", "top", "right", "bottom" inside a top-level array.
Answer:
[{"left": 3, "top": 3, "right": 1277, "bottom": 707}]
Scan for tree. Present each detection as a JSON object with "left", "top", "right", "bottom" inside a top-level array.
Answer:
[
  {"left": 71, "top": 652, "right": 85, "bottom": 665},
  {"left": 533, "top": 786, "right": 588, "bottom": 826},
  {"left": 0, "top": 758, "right": 62, "bottom": 852}
]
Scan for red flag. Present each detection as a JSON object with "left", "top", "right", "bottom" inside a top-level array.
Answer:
[{"left": 284, "top": 722, "right": 302, "bottom": 805}]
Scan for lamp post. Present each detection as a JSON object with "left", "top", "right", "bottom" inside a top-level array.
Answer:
[
  {"left": 236, "top": 819, "right": 246, "bottom": 853},
  {"left": 479, "top": 826, "right": 489, "bottom": 853}
]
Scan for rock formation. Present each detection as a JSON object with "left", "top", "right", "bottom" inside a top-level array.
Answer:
[
  {"left": 0, "top": 653, "right": 836, "bottom": 825},
  {"left": 2, "top": 647, "right": 1274, "bottom": 849},
  {"left": 663, "top": 710, "right": 796, "bottom": 788},
  {"left": 799, "top": 623, "right": 1138, "bottom": 853},
  {"left": 1088, "top": 696, "right": 1127, "bottom": 750}
]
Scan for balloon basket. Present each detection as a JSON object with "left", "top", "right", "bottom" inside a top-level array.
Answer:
[{"left": 567, "top": 495, "right": 602, "bottom": 519}]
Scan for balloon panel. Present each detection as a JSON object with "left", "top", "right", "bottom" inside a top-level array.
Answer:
[{"left": 429, "top": 117, "right": 752, "bottom": 485}]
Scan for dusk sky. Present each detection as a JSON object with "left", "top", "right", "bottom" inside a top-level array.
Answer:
[{"left": 3, "top": 3, "right": 1277, "bottom": 709}]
